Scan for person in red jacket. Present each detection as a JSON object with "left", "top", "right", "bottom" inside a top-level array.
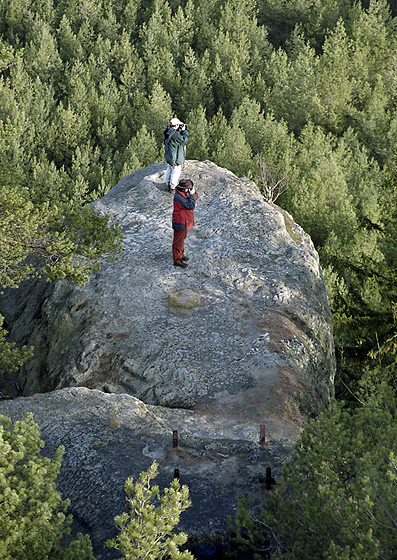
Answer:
[{"left": 172, "top": 179, "right": 198, "bottom": 268}]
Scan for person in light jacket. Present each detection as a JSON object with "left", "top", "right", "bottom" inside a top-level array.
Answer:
[
  {"left": 172, "top": 179, "right": 197, "bottom": 268},
  {"left": 164, "top": 117, "right": 189, "bottom": 193}
]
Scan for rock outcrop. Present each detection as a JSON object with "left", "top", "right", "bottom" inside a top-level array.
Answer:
[
  {"left": 1, "top": 160, "right": 335, "bottom": 437},
  {"left": 0, "top": 387, "right": 293, "bottom": 559},
  {"left": 0, "top": 160, "right": 336, "bottom": 558}
]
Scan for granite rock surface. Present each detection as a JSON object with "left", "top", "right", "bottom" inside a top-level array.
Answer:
[
  {"left": 0, "top": 160, "right": 336, "bottom": 558},
  {"left": 1, "top": 160, "right": 335, "bottom": 442}
]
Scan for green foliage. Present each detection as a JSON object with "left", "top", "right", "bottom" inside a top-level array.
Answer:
[
  {"left": 228, "top": 496, "right": 270, "bottom": 560},
  {"left": 265, "top": 29, "right": 321, "bottom": 134},
  {"left": 0, "top": 0, "right": 395, "bottom": 395},
  {"left": 257, "top": 0, "right": 353, "bottom": 49},
  {"left": 212, "top": 122, "right": 253, "bottom": 178},
  {"left": 106, "top": 461, "right": 194, "bottom": 560},
  {"left": 0, "top": 157, "right": 122, "bottom": 374},
  {"left": 230, "top": 378, "right": 397, "bottom": 560},
  {"left": 145, "top": 81, "right": 174, "bottom": 145},
  {"left": 178, "top": 47, "right": 213, "bottom": 117},
  {"left": 315, "top": 20, "right": 355, "bottom": 133},
  {"left": 185, "top": 105, "right": 210, "bottom": 161},
  {"left": 0, "top": 413, "right": 95, "bottom": 560},
  {"left": 1, "top": 0, "right": 397, "bottom": 554},
  {"left": 0, "top": 168, "right": 122, "bottom": 288},
  {"left": 278, "top": 121, "right": 392, "bottom": 390},
  {"left": 0, "top": 315, "right": 33, "bottom": 375}
]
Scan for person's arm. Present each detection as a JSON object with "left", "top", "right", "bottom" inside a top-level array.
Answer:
[
  {"left": 175, "top": 191, "right": 196, "bottom": 209},
  {"left": 173, "top": 129, "right": 189, "bottom": 145}
]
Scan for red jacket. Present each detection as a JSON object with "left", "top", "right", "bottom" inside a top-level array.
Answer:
[{"left": 172, "top": 189, "right": 198, "bottom": 230}]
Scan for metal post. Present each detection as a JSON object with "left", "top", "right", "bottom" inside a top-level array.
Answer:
[
  {"left": 260, "top": 424, "right": 266, "bottom": 445},
  {"left": 265, "top": 467, "right": 276, "bottom": 490}
]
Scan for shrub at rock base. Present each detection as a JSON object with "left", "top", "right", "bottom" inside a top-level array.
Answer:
[
  {"left": 229, "top": 378, "right": 397, "bottom": 560},
  {"left": 106, "top": 461, "right": 194, "bottom": 560},
  {"left": 0, "top": 413, "right": 95, "bottom": 560}
]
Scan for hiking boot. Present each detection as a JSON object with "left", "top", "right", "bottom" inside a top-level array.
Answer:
[
  {"left": 180, "top": 255, "right": 189, "bottom": 261},
  {"left": 174, "top": 260, "right": 188, "bottom": 269},
  {"left": 168, "top": 185, "right": 175, "bottom": 193}
]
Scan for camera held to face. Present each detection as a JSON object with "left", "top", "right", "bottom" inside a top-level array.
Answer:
[{"left": 178, "top": 123, "right": 186, "bottom": 131}]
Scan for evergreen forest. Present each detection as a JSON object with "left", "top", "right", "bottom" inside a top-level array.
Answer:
[{"left": 0, "top": 0, "right": 396, "bottom": 558}]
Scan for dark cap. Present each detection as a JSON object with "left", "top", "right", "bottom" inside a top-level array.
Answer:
[{"left": 177, "top": 179, "right": 194, "bottom": 190}]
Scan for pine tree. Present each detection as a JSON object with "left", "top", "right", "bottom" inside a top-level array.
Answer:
[
  {"left": 209, "top": 0, "right": 266, "bottom": 116},
  {"left": 230, "top": 378, "right": 397, "bottom": 560},
  {"left": 350, "top": 0, "right": 392, "bottom": 88},
  {"left": 169, "top": 0, "right": 196, "bottom": 65},
  {"left": 56, "top": 0, "right": 103, "bottom": 33},
  {"left": 285, "top": 124, "right": 357, "bottom": 246},
  {"left": 0, "top": 0, "right": 32, "bottom": 41},
  {"left": 0, "top": 157, "right": 122, "bottom": 288},
  {"left": 178, "top": 48, "right": 213, "bottom": 117},
  {"left": 356, "top": 78, "right": 393, "bottom": 164},
  {"left": 97, "top": 2, "right": 120, "bottom": 42},
  {"left": 95, "top": 68, "right": 121, "bottom": 149},
  {"left": 186, "top": 104, "right": 210, "bottom": 161},
  {"left": 257, "top": 0, "right": 352, "bottom": 51},
  {"left": 49, "top": 101, "right": 90, "bottom": 167},
  {"left": 0, "top": 315, "right": 32, "bottom": 375},
  {"left": 144, "top": 81, "right": 174, "bottom": 146},
  {"left": 106, "top": 461, "right": 194, "bottom": 560},
  {"left": 139, "top": 0, "right": 178, "bottom": 95},
  {"left": 69, "top": 143, "right": 101, "bottom": 200},
  {"left": 123, "top": 0, "right": 142, "bottom": 36},
  {"left": 24, "top": 17, "right": 62, "bottom": 83},
  {"left": 265, "top": 27, "right": 321, "bottom": 134},
  {"left": 56, "top": 14, "right": 83, "bottom": 63},
  {"left": 212, "top": 122, "right": 253, "bottom": 178},
  {"left": 207, "top": 106, "right": 228, "bottom": 156},
  {"left": 192, "top": 0, "right": 221, "bottom": 53},
  {"left": 119, "top": 123, "right": 161, "bottom": 179},
  {"left": 316, "top": 19, "right": 354, "bottom": 133},
  {"left": 0, "top": 413, "right": 96, "bottom": 560}
]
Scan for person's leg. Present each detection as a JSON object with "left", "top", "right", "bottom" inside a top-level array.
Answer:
[
  {"left": 173, "top": 229, "right": 187, "bottom": 264},
  {"left": 169, "top": 165, "right": 182, "bottom": 190},
  {"left": 166, "top": 164, "right": 172, "bottom": 188}
]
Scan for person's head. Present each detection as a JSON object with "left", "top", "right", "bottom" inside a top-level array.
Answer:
[
  {"left": 177, "top": 179, "right": 194, "bottom": 192},
  {"left": 170, "top": 117, "right": 183, "bottom": 130}
]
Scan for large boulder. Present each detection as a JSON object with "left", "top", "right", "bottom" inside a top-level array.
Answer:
[
  {"left": 0, "top": 160, "right": 336, "bottom": 559},
  {"left": 1, "top": 160, "right": 335, "bottom": 442}
]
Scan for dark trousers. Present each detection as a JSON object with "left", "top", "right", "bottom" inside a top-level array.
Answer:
[{"left": 173, "top": 229, "right": 187, "bottom": 263}]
